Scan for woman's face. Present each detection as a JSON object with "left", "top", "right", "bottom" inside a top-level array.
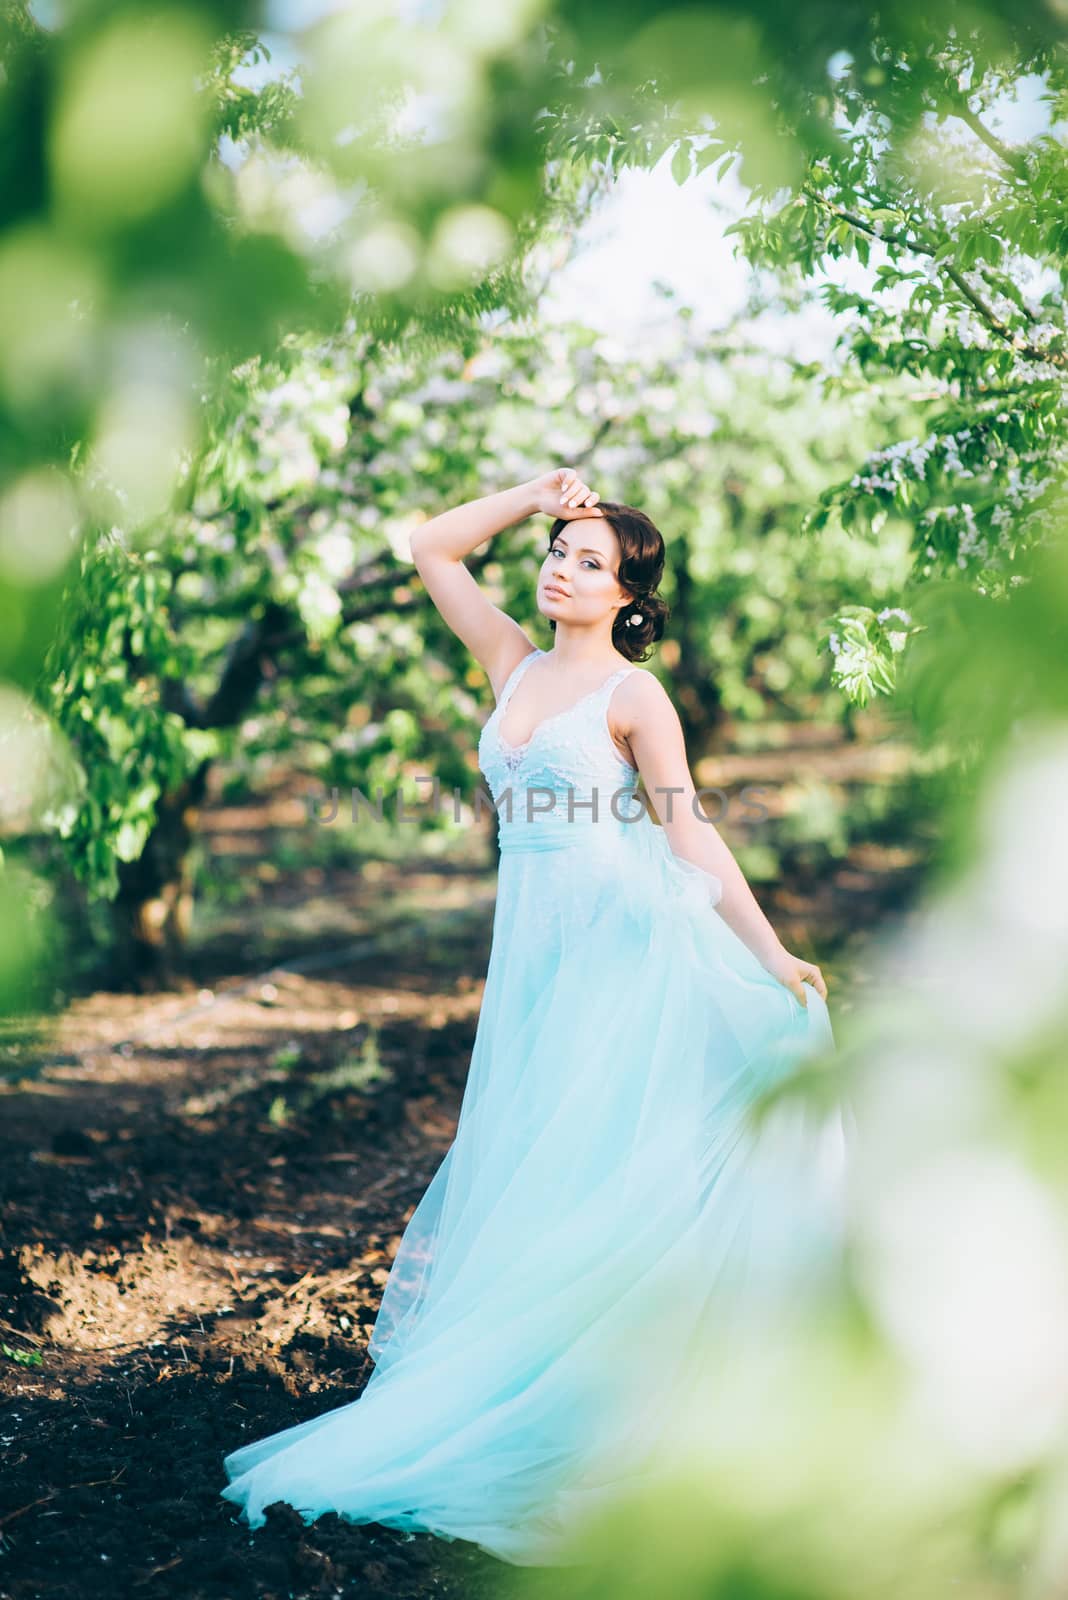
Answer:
[{"left": 538, "top": 524, "right": 632, "bottom": 629}]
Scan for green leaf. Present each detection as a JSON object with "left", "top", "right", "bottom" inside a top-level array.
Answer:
[
  {"left": 694, "top": 141, "right": 726, "bottom": 174},
  {"left": 671, "top": 141, "right": 693, "bottom": 186}
]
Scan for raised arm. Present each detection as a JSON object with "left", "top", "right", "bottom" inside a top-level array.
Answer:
[
  {"left": 408, "top": 468, "right": 604, "bottom": 695},
  {"left": 618, "top": 671, "right": 828, "bottom": 1007}
]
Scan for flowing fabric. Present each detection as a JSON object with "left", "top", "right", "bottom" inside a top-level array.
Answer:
[{"left": 220, "top": 647, "right": 850, "bottom": 1564}]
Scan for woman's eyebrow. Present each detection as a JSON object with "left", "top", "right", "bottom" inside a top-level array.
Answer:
[{"left": 554, "top": 536, "right": 605, "bottom": 558}]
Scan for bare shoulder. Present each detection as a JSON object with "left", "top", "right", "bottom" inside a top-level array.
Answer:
[
  {"left": 613, "top": 665, "right": 675, "bottom": 730},
  {"left": 607, "top": 668, "right": 677, "bottom": 769}
]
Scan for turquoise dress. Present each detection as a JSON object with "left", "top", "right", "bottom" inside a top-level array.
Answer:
[{"left": 221, "top": 647, "right": 849, "bottom": 1564}]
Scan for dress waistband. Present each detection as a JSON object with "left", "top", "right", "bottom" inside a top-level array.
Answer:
[{"left": 497, "top": 810, "right": 642, "bottom": 856}]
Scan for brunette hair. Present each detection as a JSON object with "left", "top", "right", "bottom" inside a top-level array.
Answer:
[{"left": 546, "top": 500, "right": 670, "bottom": 663}]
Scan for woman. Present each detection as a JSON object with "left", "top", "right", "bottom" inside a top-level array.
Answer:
[{"left": 221, "top": 466, "right": 848, "bottom": 1565}]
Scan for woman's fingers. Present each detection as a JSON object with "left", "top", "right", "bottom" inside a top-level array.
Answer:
[
  {"left": 565, "top": 481, "right": 597, "bottom": 509},
  {"left": 804, "top": 965, "right": 828, "bottom": 1001},
  {"left": 557, "top": 468, "right": 600, "bottom": 509}
]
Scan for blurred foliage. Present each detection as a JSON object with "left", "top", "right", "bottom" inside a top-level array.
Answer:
[
  {"left": 715, "top": 34, "right": 1068, "bottom": 718},
  {"left": 0, "top": 0, "right": 608, "bottom": 984}
]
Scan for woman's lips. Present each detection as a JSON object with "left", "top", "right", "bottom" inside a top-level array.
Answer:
[{"left": 545, "top": 586, "right": 569, "bottom": 599}]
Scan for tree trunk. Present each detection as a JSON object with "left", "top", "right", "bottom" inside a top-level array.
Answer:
[
  {"left": 670, "top": 529, "right": 725, "bottom": 745},
  {"left": 105, "top": 761, "right": 211, "bottom": 991},
  {"left": 102, "top": 600, "right": 294, "bottom": 988}
]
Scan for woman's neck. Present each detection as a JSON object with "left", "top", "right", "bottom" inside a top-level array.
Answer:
[{"left": 543, "top": 634, "right": 625, "bottom": 671}]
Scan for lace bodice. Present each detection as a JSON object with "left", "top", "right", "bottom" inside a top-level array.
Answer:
[{"left": 477, "top": 649, "right": 642, "bottom": 849}]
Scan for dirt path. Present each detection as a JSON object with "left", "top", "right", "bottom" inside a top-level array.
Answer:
[{"left": 0, "top": 751, "right": 929, "bottom": 1599}]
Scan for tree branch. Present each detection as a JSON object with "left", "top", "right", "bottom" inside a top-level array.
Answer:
[
  {"left": 804, "top": 189, "right": 1067, "bottom": 369},
  {"left": 946, "top": 95, "right": 1030, "bottom": 182},
  {"left": 163, "top": 600, "right": 291, "bottom": 729}
]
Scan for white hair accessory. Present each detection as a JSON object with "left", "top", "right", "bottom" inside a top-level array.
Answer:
[{"left": 628, "top": 610, "right": 643, "bottom": 625}]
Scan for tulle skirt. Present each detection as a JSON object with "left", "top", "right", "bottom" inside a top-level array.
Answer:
[{"left": 221, "top": 805, "right": 850, "bottom": 1564}]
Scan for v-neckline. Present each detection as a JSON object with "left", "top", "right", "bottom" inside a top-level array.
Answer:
[{"left": 496, "top": 649, "right": 630, "bottom": 755}]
